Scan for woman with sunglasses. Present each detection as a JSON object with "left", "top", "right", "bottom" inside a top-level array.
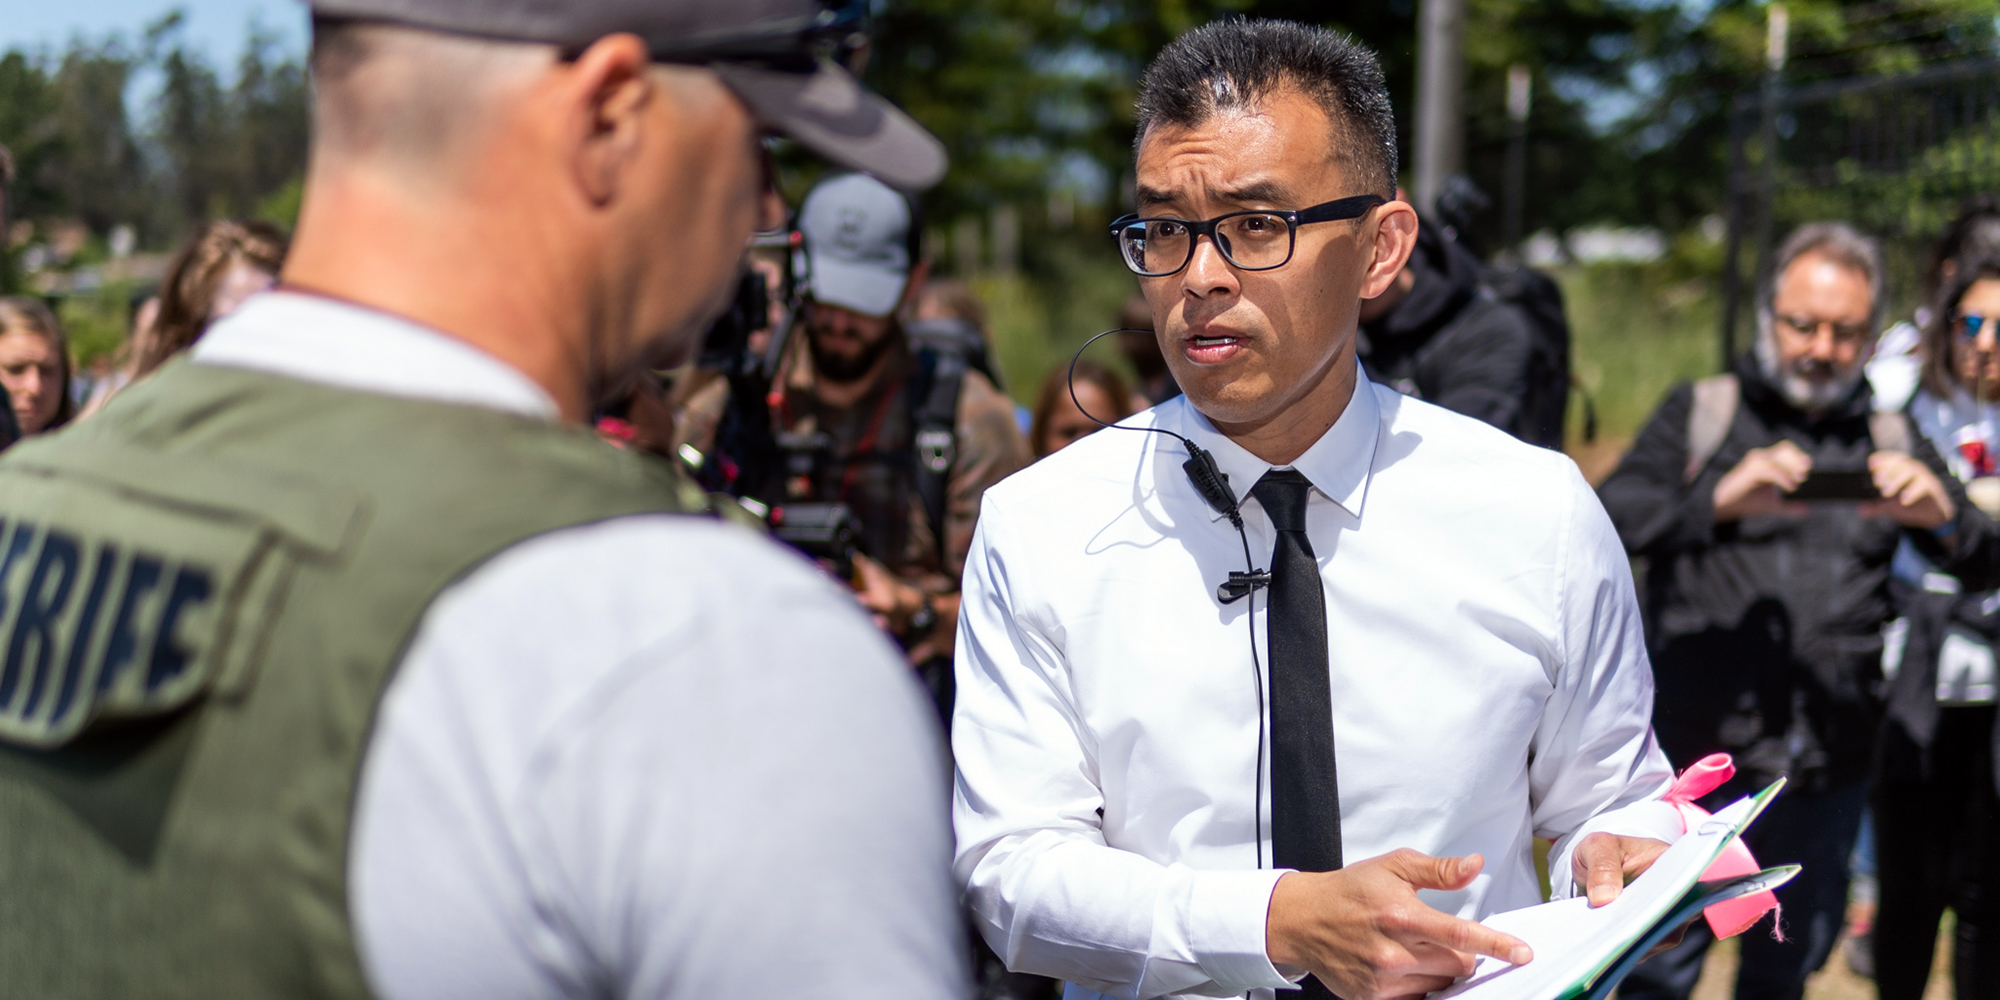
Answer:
[{"left": 1875, "top": 253, "right": 2000, "bottom": 1000}]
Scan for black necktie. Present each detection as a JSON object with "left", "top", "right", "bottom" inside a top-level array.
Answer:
[{"left": 1252, "top": 472, "right": 1344, "bottom": 994}]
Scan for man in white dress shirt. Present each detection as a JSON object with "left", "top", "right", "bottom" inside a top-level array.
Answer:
[
  {"left": 0, "top": 2, "right": 964, "bottom": 998},
  {"left": 953, "top": 21, "right": 1680, "bottom": 1000}
]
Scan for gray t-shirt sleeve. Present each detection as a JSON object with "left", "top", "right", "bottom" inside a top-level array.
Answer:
[{"left": 349, "top": 516, "right": 966, "bottom": 1000}]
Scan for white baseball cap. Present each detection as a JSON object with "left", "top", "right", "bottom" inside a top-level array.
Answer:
[{"left": 797, "top": 173, "right": 915, "bottom": 318}]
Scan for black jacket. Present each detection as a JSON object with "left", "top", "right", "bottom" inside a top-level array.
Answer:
[
  {"left": 1598, "top": 357, "right": 2000, "bottom": 788},
  {"left": 1359, "top": 224, "right": 1539, "bottom": 442}
]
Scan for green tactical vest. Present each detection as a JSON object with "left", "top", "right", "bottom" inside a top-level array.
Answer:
[{"left": 0, "top": 359, "right": 702, "bottom": 997}]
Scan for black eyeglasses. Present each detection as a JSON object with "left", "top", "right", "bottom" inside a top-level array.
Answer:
[
  {"left": 1109, "top": 194, "right": 1387, "bottom": 277},
  {"left": 1773, "top": 313, "right": 1872, "bottom": 346}
]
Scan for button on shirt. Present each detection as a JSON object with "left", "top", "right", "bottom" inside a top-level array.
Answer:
[
  {"left": 190, "top": 292, "right": 965, "bottom": 1000},
  {"left": 953, "top": 374, "right": 1677, "bottom": 1000}
]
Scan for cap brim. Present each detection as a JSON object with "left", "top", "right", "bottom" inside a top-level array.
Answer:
[
  {"left": 712, "top": 61, "right": 946, "bottom": 192},
  {"left": 807, "top": 256, "right": 908, "bottom": 318}
]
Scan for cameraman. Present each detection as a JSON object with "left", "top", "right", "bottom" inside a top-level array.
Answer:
[{"left": 681, "top": 172, "right": 1030, "bottom": 684}]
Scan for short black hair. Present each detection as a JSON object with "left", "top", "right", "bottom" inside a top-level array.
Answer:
[{"left": 1134, "top": 19, "right": 1398, "bottom": 197}]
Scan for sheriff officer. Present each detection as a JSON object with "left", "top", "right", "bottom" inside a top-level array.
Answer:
[{"left": 0, "top": 2, "right": 965, "bottom": 998}]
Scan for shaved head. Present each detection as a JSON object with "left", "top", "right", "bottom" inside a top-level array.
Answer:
[
  {"left": 286, "top": 24, "right": 777, "bottom": 421},
  {"left": 309, "top": 19, "right": 553, "bottom": 172}
]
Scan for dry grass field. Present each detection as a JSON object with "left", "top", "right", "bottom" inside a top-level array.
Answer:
[{"left": 1682, "top": 921, "right": 1955, "bottom": 1000}]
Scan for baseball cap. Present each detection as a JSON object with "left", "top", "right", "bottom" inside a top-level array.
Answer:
[
  {"left": 798, "top": 173, "right": 915, "bottom": 318},
  {"left": 305, "top": 0, "right": 947, "bottom": 191}
]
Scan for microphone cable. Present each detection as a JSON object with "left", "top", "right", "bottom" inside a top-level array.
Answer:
[{"left": 1066, "top": 329, "right": 1271, "bottom": 870}]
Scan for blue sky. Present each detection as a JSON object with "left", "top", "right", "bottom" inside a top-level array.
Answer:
[{"left": 0, "top": 1, "right": 308, "bottom": 66}]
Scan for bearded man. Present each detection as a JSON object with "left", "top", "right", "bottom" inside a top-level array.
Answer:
[
  {"left": 1599, "top": 221, "right": 2000, "bottom": 1000},
  {"left": 679, "top": 173, "right": 1027, "bottom": 682}
]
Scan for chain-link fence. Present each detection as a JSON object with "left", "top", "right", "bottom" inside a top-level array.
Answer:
[{"left": 1722, "top": 56, "right": 2000, "bottom": 366}]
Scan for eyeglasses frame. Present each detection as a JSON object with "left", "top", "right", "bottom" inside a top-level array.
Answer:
[
  {"left": 1109, "top": 193, "right": 1389, "bottom": 277},
  {"left": 1771, "top": 313, "right": 1873, "bottom": 347}
]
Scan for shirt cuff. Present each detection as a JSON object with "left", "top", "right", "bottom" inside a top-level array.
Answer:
[
  {"left": 1548, "top": 800, "right": 1684, "bottom": 900},
  {"left": 1188, "top": 867, "right": 1301, "bottom": 994}
]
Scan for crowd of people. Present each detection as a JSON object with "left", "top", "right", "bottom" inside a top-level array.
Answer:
[
  {"left": 0, "top": 217, "right": 287, "bottom": 436},
  {"left": 633, "top": 141, "right": 1991, "bottom": 1000},
  {"left": 1598, "top": 217, "right": 2000, "bottom": 999},
  {"left": 0, "top": 3, "right": 1993, "bottom": 1000}
]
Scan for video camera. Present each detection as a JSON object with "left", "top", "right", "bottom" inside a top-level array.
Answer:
[
  {"left": 761, "top": 499, "right": 862, "bottom": 579},
  {"left": 683, "top": 227, "right": 863, "bottom": 573},
  {"left": 698, "top": 228, "right": 803, "bottom": 382}
]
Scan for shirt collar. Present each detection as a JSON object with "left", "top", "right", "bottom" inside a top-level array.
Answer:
[
  {"left": 191, "top": 291, "right": 561, "bottom": 419},
  {"left": 1164, "top": 364, "right": 1381, "bottom": 521}
]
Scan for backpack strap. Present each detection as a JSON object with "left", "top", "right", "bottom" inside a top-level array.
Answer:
[
  {"left": 1869, "top": 410, "right": 1913, "bottom": 455},
  {"left": 1684, "top": 374, "right": 1741, "bottom": 485},
  {"left": 906, "top": 347, "right": 965, "bottom": 566}
]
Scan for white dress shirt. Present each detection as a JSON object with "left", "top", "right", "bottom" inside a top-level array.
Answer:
[
  {"left": 953, "top": 374, "right": 1678, "bottom": 1000},
  {"left": 192, "top": 292, "right": 966, "bottom": 1000}
]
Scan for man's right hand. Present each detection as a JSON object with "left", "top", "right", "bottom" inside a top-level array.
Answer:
[
  {"left": 1265, "top": 850, "right": 1532, "bottom": 1000},
  {"left": 1712, "top": 440, "right": 1813, "bottom": 523}
]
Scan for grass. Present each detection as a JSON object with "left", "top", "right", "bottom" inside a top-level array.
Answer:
[{"left": 1559, "top": 263, "right": 1726, "bottom": 445}]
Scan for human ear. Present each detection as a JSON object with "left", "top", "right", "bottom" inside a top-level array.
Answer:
[
  {"left": 1358, "top": 201, "right": 1419, "bottom": 300},
  {"left": 564, "top": 34, "right": 654, "bottom": 207}
]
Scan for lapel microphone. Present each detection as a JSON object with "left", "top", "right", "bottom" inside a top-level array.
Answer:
[
  {"left": 1065, "top": 329, "right": 1272, "bottom": 603},
  {"left": 1065, "top": 327, "right": 1273, "bottom": 867}
]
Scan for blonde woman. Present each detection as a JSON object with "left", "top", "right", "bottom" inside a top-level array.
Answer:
[{"left": 0, "top": 296, "right": 75, "bottom": 436}]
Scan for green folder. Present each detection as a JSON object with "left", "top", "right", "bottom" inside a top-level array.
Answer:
[{"left": 1569, "top": 864, "right": 1801, "bottom": 1000}]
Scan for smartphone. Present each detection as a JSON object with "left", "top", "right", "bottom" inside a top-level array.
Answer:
[{"left": 1786, "top": 469, "right": 1880, "bottom": 501}]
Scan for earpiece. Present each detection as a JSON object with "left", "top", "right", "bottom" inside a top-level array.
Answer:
[
  {"left": 1066, "top": 329, "right": 1249, "bottom": 526},
  {"left": 1065, "top": 328, "right": 1270, "bottom": 869}
]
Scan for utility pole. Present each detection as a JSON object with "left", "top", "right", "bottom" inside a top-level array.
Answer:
[
  {"left": 1503, "top": 64, "right": 1531, "bottom": 255},
  {"left": 1750, "top": 5, "right": 1788, "bottom": 322},
  {"left": 1723, "top": 2, "right": 1787, "bottom": 368},
  {"left": 1413, "top": 0, "right": 1466, "bottom": 216}
]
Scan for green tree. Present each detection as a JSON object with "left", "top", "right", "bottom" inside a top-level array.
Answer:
[
  {"left": 42, "top": 41, "right": 146, "bottom": 236},
  {"left": 144, "top": 12, "right": 309, "bottom": 241}
]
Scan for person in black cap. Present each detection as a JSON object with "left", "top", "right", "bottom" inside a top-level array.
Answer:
[{"left": 0, "top": 3, "right": 963, "bottom": 999}]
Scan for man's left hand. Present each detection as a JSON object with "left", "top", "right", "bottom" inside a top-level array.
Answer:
[
  {"left": 1862, "top": 451, "right": 1956, "bottom": 531},
  {"left": 1572, "top": 833, "right": 1672, "bottom": 907}
]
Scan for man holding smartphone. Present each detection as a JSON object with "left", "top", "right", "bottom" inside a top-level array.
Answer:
[{"left": 1599, "top": 221, "right": 2000, "bottom": 1000}]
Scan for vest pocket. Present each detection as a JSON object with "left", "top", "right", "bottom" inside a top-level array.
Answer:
[{"left": 0, "top": 445, "right": 362, "bottom": 749}]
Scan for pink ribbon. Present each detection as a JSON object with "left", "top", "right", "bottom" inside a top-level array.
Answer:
[{"left": 1663, "top": 753, "right": 1782, "bottom": 940}]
